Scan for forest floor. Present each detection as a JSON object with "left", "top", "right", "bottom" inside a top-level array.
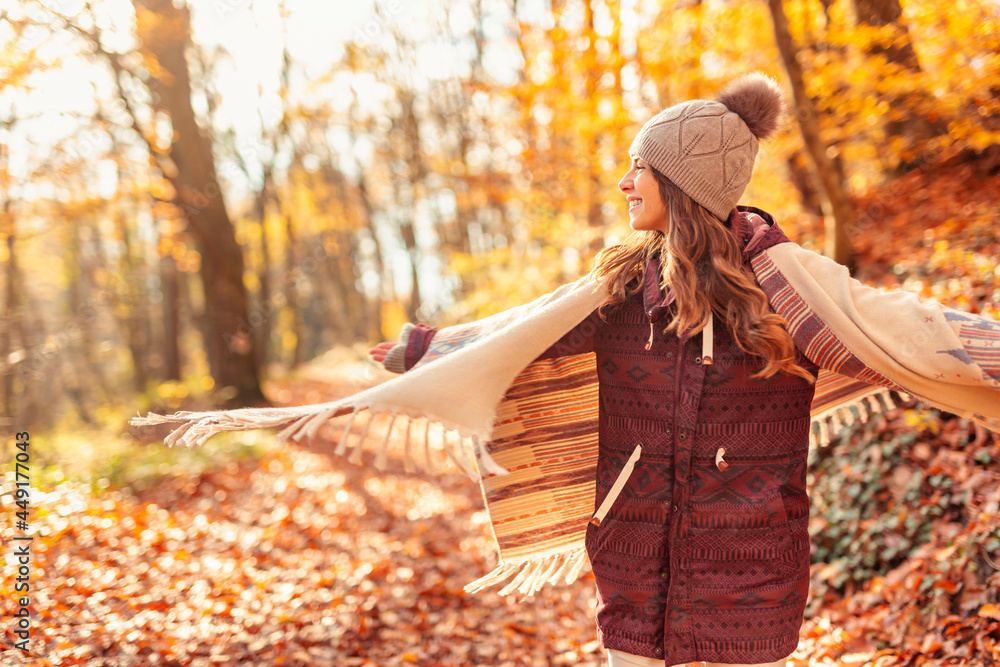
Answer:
[
  {"left": 3, "top": 163, "right": 1000, "bottom": 666},
  {"left": 2, "top": 371, "right": 607, "bottom": 666}
]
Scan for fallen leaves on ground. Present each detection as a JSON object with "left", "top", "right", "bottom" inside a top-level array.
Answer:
[
  {"left": 792, "top": 403, "right": 1000, "bottom": 667},
  {"left": 850, "top": 162, "right": 1000, "bottom": 317},
  {"left": 7, "top": 381, "right": 1000, "bottom": 666},
  {"left": 1, "top": 414, "right": 603, "bottom": 665}
]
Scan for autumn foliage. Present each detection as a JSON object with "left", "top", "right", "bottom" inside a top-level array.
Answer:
[{"left": 2, "top": 0, "right": 1000, "bottom": 664}]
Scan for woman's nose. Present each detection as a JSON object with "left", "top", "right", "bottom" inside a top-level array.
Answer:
[{"left": 618, "top": 173, "right": 631, "bottom": 192}]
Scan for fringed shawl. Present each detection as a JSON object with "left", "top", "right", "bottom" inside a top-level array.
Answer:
[{"left": 132, "top": 242, "right": 1000, "bottom": 596}]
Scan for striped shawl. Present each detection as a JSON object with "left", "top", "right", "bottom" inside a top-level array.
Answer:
[{"left": 132, "top": 241, "right": 1000, "bottom": 596}]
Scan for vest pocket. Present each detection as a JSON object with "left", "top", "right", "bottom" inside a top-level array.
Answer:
[
  {"left": 689, "top": 487, "right": 789, "bottom": 532},
  {"left": 687, "top": 488, "right": 804, "bottom": 582},
  {"left": 586, "top": 444, "right": 642, "bottom": 560},
  {"left": 589, "top": 444, "right": 642, "bottom": 527}
]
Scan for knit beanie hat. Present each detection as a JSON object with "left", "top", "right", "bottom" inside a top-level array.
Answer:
[{"left": 628, "top": 72, "right": 785, "bottom": 221}]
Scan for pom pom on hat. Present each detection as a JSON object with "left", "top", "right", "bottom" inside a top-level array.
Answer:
[{"left": 716, "top": 72, "right": 785, "bottom": 141}]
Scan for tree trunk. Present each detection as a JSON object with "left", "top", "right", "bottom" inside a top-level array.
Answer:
[
  {"left": 355, "top": 169, "right": 384, "bottom": 341},
  {"left": 6, "top": 243, "right": 49, "bottom": 430},
  {"left": 333, "top": 171, "right": 368, "bottom": 342},
  {"left": 852, "top": 0, "right": 944, "bottom": 167},
  {"left": 397, "top": 91, "right": 424, "bottom": 322},
  {"left": 346, "top": 96, "right": 383, "bottom": 341},
  {"left": 853, "top": 0, "right": 919, "bottom": 65},
  {"left": 66, "top": 215, "right": 113, "bottom": 406},
  {"left": 787, "top": 149, "right": 825, "bottom": 217},
  {"left": 133, "top": 0, "right": 263, "bottom": 405},
  {"left": 114, "top": 207, "right": 150, "bottom": 393},
  {"left": 768, "top": 0, "right": 855, "bottom": 267},
  {"left": 325, "top": 167, "right": 365, "bottom": 342},
  {"left": 58, "top": 347, "right": 95, "bottom": 425},
  {"left": 337, "top": 230, "right": 367, "bottom": 341},
  {"left": 400, "top": 216, "right": 422, "bottom": 324},
  {"left": 252, "top": 176, "right": 274, "bottom": 371},
  {"left": 160, "top": 250, "right": 182, "bottom": 381},
  {"left": 315, "top": 232, "right": 352, "bottom": 345},
  {"left": 1, "top": 221, "right": 18, "bottom": 423},
  {"left": 284, "top": 207, "right": 303, "bottom": 368}
]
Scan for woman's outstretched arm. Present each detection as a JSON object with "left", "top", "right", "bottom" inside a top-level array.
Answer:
[{"left": 369, "top": 323, "right": 439, "bottom": 373}]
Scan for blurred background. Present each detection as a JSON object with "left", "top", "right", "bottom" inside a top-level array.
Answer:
[
  {"left": 1, "top": 1, "right": 1000, "bottom": 664},
  {"left": 3, "top": 0, "right": 998, "bottom": 433}
]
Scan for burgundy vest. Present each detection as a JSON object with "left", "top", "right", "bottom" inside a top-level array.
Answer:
[{"left": 544, "top": 209, "right": 818, "bottom": 663}]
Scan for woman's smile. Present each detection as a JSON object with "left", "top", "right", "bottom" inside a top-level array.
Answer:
[{"left": 619, "top": 157, "right": 667, "bottom": 233}]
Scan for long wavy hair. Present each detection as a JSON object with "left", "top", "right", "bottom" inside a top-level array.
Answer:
[{"left": 590, "top": 168, "right": 813, "bottom": 382}]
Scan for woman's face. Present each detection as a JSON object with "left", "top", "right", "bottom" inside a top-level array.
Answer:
[{"left": 618, "top": 156, "right": 668, "bottom": 233}]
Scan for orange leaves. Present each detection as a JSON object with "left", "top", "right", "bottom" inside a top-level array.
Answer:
[
  {"left": 1, "top": 430, "right": 604, "bottom": 665},
  {"left": 850, "top": 164, "right": 1000, "bottom": 318}
]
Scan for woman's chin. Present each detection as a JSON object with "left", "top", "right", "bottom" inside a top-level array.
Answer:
[
  {"left": 629, "top": 219, "right": 665, "bottom": 234},
  {"left": 629, "top": 218, "right": 652, "bottom": 231}
]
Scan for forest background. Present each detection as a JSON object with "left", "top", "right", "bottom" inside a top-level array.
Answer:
[{"left": 2, "top": 0, "right": 1000, "bottom": 664}]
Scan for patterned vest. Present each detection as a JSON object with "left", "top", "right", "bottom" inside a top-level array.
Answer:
[{"left": 546, "top": 211, "right": 819, "bottom": 664}]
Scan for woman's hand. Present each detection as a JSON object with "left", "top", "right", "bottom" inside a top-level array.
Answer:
[{"left": 369, "top": 342, "right": 396, "bottom": 363}]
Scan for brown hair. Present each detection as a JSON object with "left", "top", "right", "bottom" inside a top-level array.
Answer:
[{"left": 589, "top": 169, "right": 813, "bottom": 382}]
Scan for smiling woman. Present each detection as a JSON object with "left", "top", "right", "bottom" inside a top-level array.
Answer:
[
  {"left": 592, "top": 74, "right": 808, "bottom": 386},
  {"left": 619, "top": 157, "right": 668, "bottom": 233},
  {"left": 539, "top": 77, "right": 822, "bottom": 665}
]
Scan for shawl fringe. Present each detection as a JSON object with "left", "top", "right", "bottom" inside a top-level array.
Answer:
[
  {"left": 464, "top": 548, "right": 590, "bottom": 596},
  {"left": 808, "top": 387, "right": 903, "bottom": 448},
  {"left": 131, "top": 405, "right": 507, "bottom": 481}
]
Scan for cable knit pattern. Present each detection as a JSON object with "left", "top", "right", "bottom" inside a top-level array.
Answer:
[
  {"left": 629, "top": 101, "right": 756, "bottom": 221},
  {"left": 628, "top": 74, "right": 784, "bottom": 221}
]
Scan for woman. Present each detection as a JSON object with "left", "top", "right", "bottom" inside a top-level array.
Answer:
[{"left": 371, "top": 73, "right": 816, "bottom": 667}]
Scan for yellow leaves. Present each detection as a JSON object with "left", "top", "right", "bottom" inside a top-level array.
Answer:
[
  {"left": 968, "top": 129, "right": 1000, "bottom": 151},
  {"left": 157, "top": 380, "right": 189, "bottom": 409},
  {"left": 904, "top": 409, "right": 942, "bottom": 435},
  {"left": 114, "top": 301, "right": 132, "bottom": 320},
  {"left": 380, "top": 301, "right": 409, "bottom": 342},
  {"left": 243, "top": 269, "right": 260, "bottom": 293}
]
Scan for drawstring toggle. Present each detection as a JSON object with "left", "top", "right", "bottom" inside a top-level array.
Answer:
[{"left": 715, "top": 447, "right": 729, "bottom": 471}]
